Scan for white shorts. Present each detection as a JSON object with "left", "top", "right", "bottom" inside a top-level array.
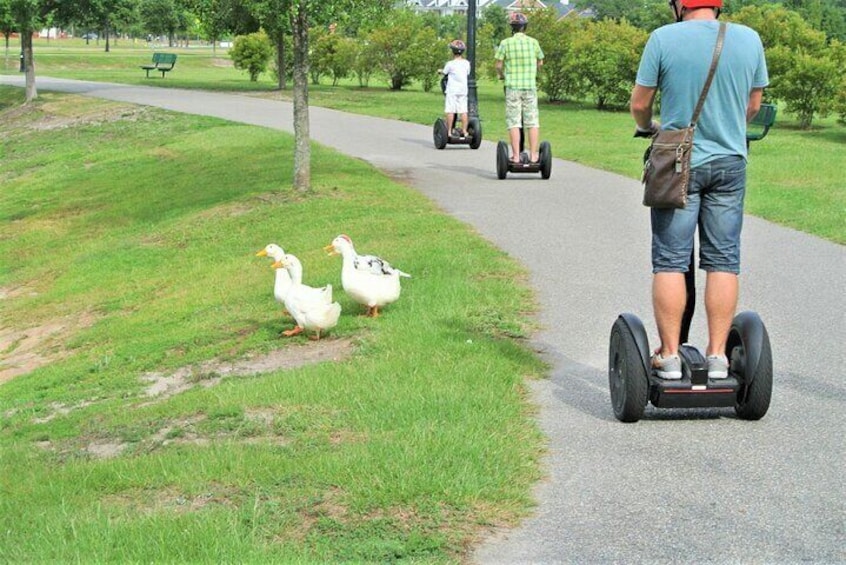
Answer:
[{"left": 444, "top": 93, "right": 468, "bottom": 114}]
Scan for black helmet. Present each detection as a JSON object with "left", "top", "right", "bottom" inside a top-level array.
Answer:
[{"left": 509, "top": 12, "right": 528, "bottom": 31}]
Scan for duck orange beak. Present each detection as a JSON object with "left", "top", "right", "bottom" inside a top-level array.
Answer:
[
  {"left": 256, "top": 249, "right": 268, "bottom": 257},
  {"left": 323, "top": 243, "right": 338, "bottom": 256},
  {"left": 271, "top": 260, "right": 284, "bottom": 269}
]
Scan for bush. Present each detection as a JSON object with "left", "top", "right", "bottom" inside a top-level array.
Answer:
[
  {"left": 368, "top": 10, "right": 434, "bottom": 90},
  {"left": 730, "top": 5, "right": 842, "bottom": 128},
  {"left": 312, "top": 31, "right": 358, "bottom": 86},
  {"left": 230, "top": 30, "right": 273, "bottom": 82},
  {"left": 567, "top": 19, "right": 647, "bottom": 110}
]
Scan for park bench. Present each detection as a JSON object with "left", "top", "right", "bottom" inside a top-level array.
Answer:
[
  {"left": 747, "top": 102, "right": 777, "bottom": 144},
  {"left": 140, "top": 53, "right": 177, "bottom": 78}
]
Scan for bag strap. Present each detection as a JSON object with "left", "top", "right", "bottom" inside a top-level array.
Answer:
[{"left": 690, "top": 22, "right": 727, "bottom": 127}]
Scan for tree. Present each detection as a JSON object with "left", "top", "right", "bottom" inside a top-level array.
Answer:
[
  {"left": 1, "top": 0, "right": 15, "bottom": 56},
  {"left": 10, "top": 0, "right": 48, "bottom": 103},
  {"left": 290, "top": 0, "right": 309, "bottom": 190},
  {"left": 249, "top": 0, "right": 291, "bottom": 90},
  {"left": 776, "top": 51, "right": 841, "bottom": 127},
  {"left": 59, "top": 0, "right": 136, "bottom": 52},
  {"left": 188, "top": 0, "right": 233, "bottom": 54},
  {"left": 828, "top": 39, "right": 846, "bottom": 123},
  {"left": 230, "top": 30, "right": 272, "bottom": 81},
  {"left": 477, "top": 4, "right": 508, "bottom": 80},
  {"left": 368, "top": 9, "right": 433, "bottom": 91},
  {"left": 568, "top": 18, "right": 647, "bottom": 109},
  {"left": 351, "top": 36, "right": 379, "bottom": 86},
  {"left": 530, "top": 8, "right": 581, "bottom": 102},
  {"left": 574, "top": 0, "right": 669, "bottom": 31},
  {"left": 730, "top": 4, "right": 843, "bottom": 127},
  {"left": 139, "top": 0, "right": 180, "bottom": 45},
  {"left": 311, "top": 27, "right": 357, "bottom": 86},
  {"left": 783, "top": 0, "right": 846, "bottom": 41}
]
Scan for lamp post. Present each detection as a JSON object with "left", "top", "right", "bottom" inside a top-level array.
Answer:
[{"left": 467, "top": 0, "right": 479, "bottom": 119}]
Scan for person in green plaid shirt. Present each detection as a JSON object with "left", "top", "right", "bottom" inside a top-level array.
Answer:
[{"left": 495, "top": 12, "right": 544, "bottom": 164}]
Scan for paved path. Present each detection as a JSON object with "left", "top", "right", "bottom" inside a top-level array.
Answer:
[{"left": 3, "top": 77, "right": 844, "bottom": 563}]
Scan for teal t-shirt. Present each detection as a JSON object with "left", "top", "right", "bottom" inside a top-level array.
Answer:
[{"left": 636, "top": 21, "right": 768, "bottom": 167}]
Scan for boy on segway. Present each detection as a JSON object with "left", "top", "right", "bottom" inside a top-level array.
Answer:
[{"left": 439, "top": 39, "right": 471, "bottom": 139}]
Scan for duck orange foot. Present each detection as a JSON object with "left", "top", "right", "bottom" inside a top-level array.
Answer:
[{"left": 282, "top": 326, "right": 303, "bottom": 337}]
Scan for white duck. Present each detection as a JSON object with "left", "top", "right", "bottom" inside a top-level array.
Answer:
[
  {"left": 324, "top": 234, "right": 411, "bottom": 317},
  {"left": 255, "top": 243, "right": 291, "bottom": 305},
  {"left": 274, "top": 254, "right": 340, "bottom": 340}
]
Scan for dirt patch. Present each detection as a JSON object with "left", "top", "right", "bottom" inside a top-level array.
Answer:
[
  {"left": 31, "top": 399, "right": 97, "bottom": 424},
  {"left": 0, "top": 285, "right": 35, "bottom": 300},
  {"left": 0, "top": 311, "right": 98, "bottom": 385},
  {"left": 102, "top": 484, "right": 241, "bottom": 516},
  {"left": 140, "top": 337, "right": 355, "bottom": 402}
]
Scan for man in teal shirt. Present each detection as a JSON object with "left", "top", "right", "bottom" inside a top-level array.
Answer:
[
  {"left": 495, "top": 12, "right": 544, "bottom": 164},
  {"left": 630, "top": 0, "right": 768, "bottom": 380}
]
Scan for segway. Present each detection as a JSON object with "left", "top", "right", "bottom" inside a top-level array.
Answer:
[
  {"left": 433, "top": 115, "right": 482, "bottom": 150},
  {"left": 433, "top": 74, "right": 482, "bottom": 150},
  {"left": 496, "top": 128, "right": 551, "bottom": 179},
  {"left": 608, "top": 127, "right": 774, "bottom": 423}
]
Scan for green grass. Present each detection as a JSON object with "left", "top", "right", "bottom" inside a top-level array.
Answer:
[{"left": 0, "top": 86, "right": 545, "bottom": 562}]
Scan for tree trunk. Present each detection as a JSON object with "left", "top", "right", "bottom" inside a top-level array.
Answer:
[
  {"left": 22, "top": 30, "right": 36, "bottom": 103},
  {"left": 292, "top": 1, "right": 310, "bottom": 193},
  {"left": 105, "top": 27, "right": 110, "bottom": 52}
]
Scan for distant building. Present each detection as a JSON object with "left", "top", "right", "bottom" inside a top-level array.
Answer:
[{"left": 402, "top": 0, "right": 593, "bottom": 19}]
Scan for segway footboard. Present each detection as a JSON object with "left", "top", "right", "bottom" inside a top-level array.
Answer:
[{"left": 650, "top": 345, "right": 740, "bottom": 409}]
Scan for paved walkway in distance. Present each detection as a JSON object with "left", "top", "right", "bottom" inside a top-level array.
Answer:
[{"left": 3, "top": 76, "right": 844, "bottom": 563}]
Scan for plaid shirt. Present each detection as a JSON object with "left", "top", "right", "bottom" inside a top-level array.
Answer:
[{"left": 495, "top": 33, "right": 544, "bottom": 90}]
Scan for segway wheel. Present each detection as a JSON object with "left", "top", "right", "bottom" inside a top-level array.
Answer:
[
  {"left": 433, "top": 118, "right": 447, "bottom": 150},
  {"left": 609, "top": 317, "right": 649, "bottom": 422},
  {"left": 469, "top": 117, "right": 482, "bottom": 150},
  {"left": 496, "top": 141, "right": 509, "bottom": 180},
  {"left": 729, "top": 311, "right": 773, "bottom": 420},
  {"left": 540, "top": 140, "right": 552, "bottom": 179}
]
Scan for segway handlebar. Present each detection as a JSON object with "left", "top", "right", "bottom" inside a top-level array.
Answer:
[{"left": 634, "top": 121, "right": 659, "bottom": 138}]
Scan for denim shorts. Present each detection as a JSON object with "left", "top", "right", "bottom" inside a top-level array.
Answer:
[
  {"left": 651, "top": 155, "right": 746, "bottom": 274},
  {"left": 505, "top": 89, "right": 539, "bottom": 129}
]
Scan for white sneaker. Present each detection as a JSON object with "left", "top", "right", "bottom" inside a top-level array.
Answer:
[
  {"left": 707, "top": 355, "right": 729, "bottom": 379},
  {"left": 652, "top": 353, "right": 682, "bottom": 380}
]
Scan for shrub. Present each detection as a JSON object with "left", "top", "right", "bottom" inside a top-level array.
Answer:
[{"left": 230, "top": 30, "right": 273, "bottom": 82}]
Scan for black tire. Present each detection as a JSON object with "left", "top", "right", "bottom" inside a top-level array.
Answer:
[
  {"left": 540, "top": 140, "right": 552, "bottom": 179},
  {"left": 433, "top": 118, "right": 447, "bottom": 150},
  {"left": 609, "top": 318, "right": 649, "bottom": 422},
  {"left": 496, "top": 141, "right": 509, "bottom": 180},
  {"left": 469, "top": 117, "right": 482, "bottom": 149},
  {"left": 729, "top": 312, "right": 773, "bottom": 420}
]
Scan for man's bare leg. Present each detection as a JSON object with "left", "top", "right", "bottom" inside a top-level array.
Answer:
[
  {"left": 528, "top": 126, "right": 540, "bottom": 162},
  {"left": 704, "top": 271, "right": 738, "bottom": 356},
  {"left": 653, "top": 272, "right": 686, "bottom": 356},
  {"left": 508, "top": 127, "right": 522, "bottom": 162}
]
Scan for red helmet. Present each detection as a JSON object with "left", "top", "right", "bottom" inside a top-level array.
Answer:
[
  {"left": 680, "top": 0, "right": 722, "bottom": 8},
  {"left": 449, "top": 39, "right": 466, "bottom": 54}
]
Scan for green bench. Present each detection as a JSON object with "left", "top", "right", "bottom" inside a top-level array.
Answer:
[
  {"left": 140, "top": 53, "right": 177, "bottom": 78},
  {"left": 747, "top": 102, "right": 777, "bottom": 144}
]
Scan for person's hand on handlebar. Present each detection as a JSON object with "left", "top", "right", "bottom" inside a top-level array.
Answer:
[{"left": 634, "top": 120, "right": 659, "bottom": 138}]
